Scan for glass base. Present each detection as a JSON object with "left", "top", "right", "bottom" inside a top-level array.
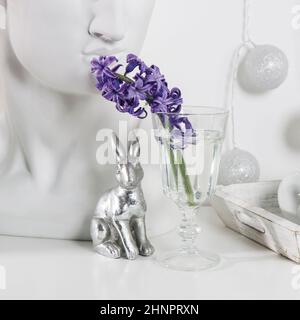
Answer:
[{"left": 156, "top": 248, "right": 220, "bottom": 272}]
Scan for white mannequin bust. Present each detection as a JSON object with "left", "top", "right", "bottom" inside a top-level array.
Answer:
[{"left": 0, "top": 0, "right": 155, "bottom": 240}]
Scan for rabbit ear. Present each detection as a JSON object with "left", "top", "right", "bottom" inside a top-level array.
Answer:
[
  {"left": 111, "top": 132, "right": 126, "bottom": 163},
  {"left": 128, "top": 136, "right": 141, "bottom": 160}
]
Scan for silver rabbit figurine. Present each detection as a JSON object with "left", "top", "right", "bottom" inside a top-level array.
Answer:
[{"left": 91, "top": 133, "right": 155, "bottom": 260}]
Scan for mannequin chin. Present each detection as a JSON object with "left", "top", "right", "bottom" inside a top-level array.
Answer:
[{"left": 0, "top": 0, "right": 157, "bottom": 240}]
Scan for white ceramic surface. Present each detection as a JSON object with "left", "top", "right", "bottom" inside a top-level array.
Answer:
[{"left": 0, "top": 0, "right": 158, "bottom": 240}]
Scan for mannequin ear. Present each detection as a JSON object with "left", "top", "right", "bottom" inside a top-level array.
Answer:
[{"left": 0, "top": 0, "right": 6, "bottom": 31}]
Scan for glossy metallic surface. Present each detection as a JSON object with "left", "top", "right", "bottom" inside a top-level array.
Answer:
[{"left": 91, "top": 134, "right": 154, "bottom": 260}]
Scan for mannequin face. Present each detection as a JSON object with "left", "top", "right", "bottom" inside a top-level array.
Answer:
[{"left": 4, "top": 0, "right": 155, "bottom": 95}]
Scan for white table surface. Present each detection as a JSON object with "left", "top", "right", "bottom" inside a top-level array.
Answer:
[{"left": 0, "top": 207, "right": 299, "bottom": 300}]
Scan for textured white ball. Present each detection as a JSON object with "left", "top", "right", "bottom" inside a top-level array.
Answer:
[
  {"left": 218, "top": 148, "right": 260, "bottom": 186},
  {"left": 238, "top": 45, "right": 289, "bottom": 92},
  {"left": 278, "top": 172, "right": 300, "bottom": 221}
]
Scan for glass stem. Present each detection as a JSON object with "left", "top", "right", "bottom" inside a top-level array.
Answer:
[{"left": 178, "top": 206, "right": 201, "bottom": 254}]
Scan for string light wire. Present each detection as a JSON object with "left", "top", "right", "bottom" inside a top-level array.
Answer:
[{"left": 226, "top": 0, "right": 254, "bottom": 149}]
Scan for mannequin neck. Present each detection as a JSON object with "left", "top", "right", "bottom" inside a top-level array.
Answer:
[{"left": 1, "top": 37, "right": 106, "bottom": 188}]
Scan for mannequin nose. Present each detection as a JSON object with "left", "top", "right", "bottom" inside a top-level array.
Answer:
[{"left": 89, "top": 0, "right": 126, "bottom": 42}]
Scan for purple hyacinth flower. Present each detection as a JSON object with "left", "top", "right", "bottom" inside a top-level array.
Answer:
[
  {"left": 125, "top": 54, "right": 147, "bottom": 75},
  {"left": 92, "top": 56, "right": 122, "bottom": 90},
  {"left": 101, "top": 78, "right": 122, "bottom": 103},
  {"left": 144, "top": 65, "right": 167, "bottom": 96},
  {"left": 125, "top": 78, "right": 148, "bottom": 101},
  {"left": 91, "top": 53, "right": 196, "bottom": 147},
  {"left": 169, "top": 88, "right": 183, "bottom": 108},
  {"left": 91, "top": 56, "right": 118, "bottom": 75},
  {"left": 116, "top": 82, "right": 148, "bottom": 119}
]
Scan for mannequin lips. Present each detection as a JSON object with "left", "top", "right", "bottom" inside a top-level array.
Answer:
[
  {"left": 83, "top": 46, "right": 127, "bottom": 66},
  {"left": 83, "top": 50, "right": 126, "bottom": 65},
  {"left": 83, "top": 40, "right": 126, "bottom": 57},
  {"left": 83, "top": 48, "right": 126, "bottom": 56}
]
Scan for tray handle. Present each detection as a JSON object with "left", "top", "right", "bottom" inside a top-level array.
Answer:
[{"left": 234, "top": 210, "right": 266, "bottom": 234}]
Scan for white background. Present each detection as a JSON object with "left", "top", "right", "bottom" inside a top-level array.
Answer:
[{"left": 142, "top": 0, "right": 300, "bottom": 181}]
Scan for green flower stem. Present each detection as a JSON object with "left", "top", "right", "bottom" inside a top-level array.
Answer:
[
  {"left": 163, "top": 121, "right": 195, "bottom": 207},
  {"left": 168, "top": 147, "right": 179, "bottom": 188},
  {"left": 116, "top": 73, "right": 134, "bottom": 84},
  {"left": 176, "top": 150, "right": 195, "bottom": 207}
]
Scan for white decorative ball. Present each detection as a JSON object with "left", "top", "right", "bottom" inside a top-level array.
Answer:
[
  {"left": 238, "top": 45, "right": 289, "bottom": 92},
  {"left": 218, "top": 148, "right": 260, "bottom": 186},
  {"left": 278, "top": 172, "right": 300, "bottom": 221}
]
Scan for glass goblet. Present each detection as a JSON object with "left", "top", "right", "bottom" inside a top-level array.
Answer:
[{"left": 152, "top": 106, "right": 228, "bottom": 271}]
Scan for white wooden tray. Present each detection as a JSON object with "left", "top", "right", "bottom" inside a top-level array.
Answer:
[{"left": 211, "top": 181, "right": 300, "bottom": 263}]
